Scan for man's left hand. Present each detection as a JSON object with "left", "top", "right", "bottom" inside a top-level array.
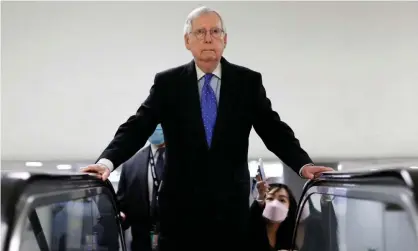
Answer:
[{"left": 301, "top": 165, "right": 334, "bottom": 179}]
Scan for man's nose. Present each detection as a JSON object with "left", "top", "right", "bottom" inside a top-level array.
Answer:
[{"left": 204, "top": 31, "right": 212, "bottom": 43}]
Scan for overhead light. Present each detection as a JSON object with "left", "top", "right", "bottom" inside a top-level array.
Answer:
[
  {"left": 57, "top": 164, "right": 72, "bottom": 170},
  {"left": 370, "top": 168, "right": 378, "bottom": 171},
  {"left": 248, "top": 161, "right": 284, "bottom": 178},
  {"left": 410, "top": 166, "right": 418, "bottom": 169},
  {"left": 8, "top": 172, "right": 31, "bottom": 180},
  {"left": 248, "top": 160, "right": 258, "bottom": 177},
  {"left": 25, "top": 162, "right": 43, "bottom": 167},
  {"left": 264, "top": 163, "right": 283, "bottom": 177},
  {"left": 337, "top": 164, "right": 343, "bottom": 171}
]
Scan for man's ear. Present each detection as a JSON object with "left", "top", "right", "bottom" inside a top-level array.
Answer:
[
  {"left": 184, "top": 34, "right": 191, "bottom": 50},
  {"left": 223, "top": 33, "right": 228, "bottom": 49}
]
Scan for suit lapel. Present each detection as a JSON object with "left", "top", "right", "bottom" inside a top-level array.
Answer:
[
  {"left": 137, "top": 146, "right": 151, "bottom": 207},
  {"left": 211, "top": 57, "right": 234, "bottom": 150},
  {"left": 183, "top": 60, "right": 209, "bottom": 148}
]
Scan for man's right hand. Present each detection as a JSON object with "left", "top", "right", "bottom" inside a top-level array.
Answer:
[{"left": 80, "top": 164, "right": 110, "bottom": 181}]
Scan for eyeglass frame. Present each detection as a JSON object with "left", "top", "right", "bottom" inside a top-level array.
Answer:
[{"left": 189, "top": 27, "right": 226, "bottom": 40}]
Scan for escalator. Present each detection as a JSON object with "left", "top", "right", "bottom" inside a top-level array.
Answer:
[
  {"left": 292, "top": 167, "right": 418, "bottom": 251},
  {"left": 1, "top": 171, "right": 126, "bottom": 251},
  {"left": 2, "top": 167, "right": 418, "bottom": 251}
]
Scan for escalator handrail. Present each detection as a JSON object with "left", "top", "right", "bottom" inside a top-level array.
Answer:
[{"left": 302, "top": 168, "right": 418, "bottom": 196}]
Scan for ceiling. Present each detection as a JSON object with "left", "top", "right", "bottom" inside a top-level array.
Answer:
[{"left": 2, "top": 1, "right": 418, "bottom": 161}]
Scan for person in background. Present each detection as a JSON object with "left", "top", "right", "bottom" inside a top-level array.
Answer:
[
  {"left": 295, "top": 195, "right": 334, "bottom": 251},
  {"left": 249, "top": 176, "right": 305, "bottom": 251},
  {"left": 81, "top": 5, "right": 334, "bottom": 250},
  {"left": 117, "top": 124, "right": 165, "bottom": 251}
]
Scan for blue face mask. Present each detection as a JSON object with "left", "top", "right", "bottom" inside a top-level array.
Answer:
[{"left": 149, "top": 125, "right": 164, "bottom": 145}]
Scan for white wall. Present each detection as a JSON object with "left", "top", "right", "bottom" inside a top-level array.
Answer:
[{"left": 2, "top": 1, "right": 418, "bottom": 161}]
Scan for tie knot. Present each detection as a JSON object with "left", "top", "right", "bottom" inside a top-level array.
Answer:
[{"left": 204, "top": 73, "right": 214, "bottom": 83}]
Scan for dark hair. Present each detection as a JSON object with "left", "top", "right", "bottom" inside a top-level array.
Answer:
[{"left": 266, "top": 183, "right": 298, "bottom": 249}]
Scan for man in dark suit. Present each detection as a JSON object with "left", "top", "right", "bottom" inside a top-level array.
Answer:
[
  {"left": 82, "top": 6, "right": 333, "bottom": 251},
  {"left": 117, "top": 125, "right": 165, "bottom": 251}
]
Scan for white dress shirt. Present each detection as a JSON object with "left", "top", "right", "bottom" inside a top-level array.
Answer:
[{"left": 196, "top": 63, "right": 222, "bottom": 103}]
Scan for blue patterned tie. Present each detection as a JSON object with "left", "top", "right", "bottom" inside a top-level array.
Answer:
[{"left": 201, "top": 73, "right": 217, "bottom": 147}]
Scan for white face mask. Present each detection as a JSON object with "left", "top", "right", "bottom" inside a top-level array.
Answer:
[{"left": 262, "top": 200, "right": 289, "bottom": 223}]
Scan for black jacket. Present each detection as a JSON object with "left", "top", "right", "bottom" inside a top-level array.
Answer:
[
  {"left": 99, "top": 57, "right": 312, "bottom": 248},
  {"left": 117, "top": 146, "right": 153, "bottom": 251}
]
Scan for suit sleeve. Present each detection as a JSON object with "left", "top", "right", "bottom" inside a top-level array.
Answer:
[
  {"left": 116, "top": 163, "right": 131, "bottom": 230},
  {"left": 252, "top": 72, "right": 313, "bottom": 174},
  {"left": 97, "top": 73, "right": 164, "bottom": 168}
]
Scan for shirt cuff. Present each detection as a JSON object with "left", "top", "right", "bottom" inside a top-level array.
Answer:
[
  {"left": 299, "top": 163, "right": 314, "bottom": 178},
  {"left": 256, "top": 199, "right": 265, "bottom": 206},
  {"left": 97, "top": 158, "right": 115, "bottom": 172}
]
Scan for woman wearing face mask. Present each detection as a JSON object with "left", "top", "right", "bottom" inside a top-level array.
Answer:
[{"left": 249, "top": 177, "right": 298, "bottom": 251}]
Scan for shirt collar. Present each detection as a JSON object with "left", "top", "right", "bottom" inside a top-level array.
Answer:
[
  {"left": 150, "top": 144, "right": 159, "bottom": 155},
  {"left": 195, "top": 63, "right": 221, "bottom": 80}
]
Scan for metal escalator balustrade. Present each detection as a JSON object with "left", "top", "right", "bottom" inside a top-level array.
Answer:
[{"left": 293, "top": 166, "right": 418, "bottom": 251}]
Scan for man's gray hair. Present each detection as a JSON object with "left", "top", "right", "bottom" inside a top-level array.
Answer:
[{"left": 183, "top": 6, "right": 226, "bottom": 35}]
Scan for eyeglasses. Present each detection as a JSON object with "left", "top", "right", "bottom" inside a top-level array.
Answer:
[{"left": 190, "top": 28, "right": 225, "bottom": 40}]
